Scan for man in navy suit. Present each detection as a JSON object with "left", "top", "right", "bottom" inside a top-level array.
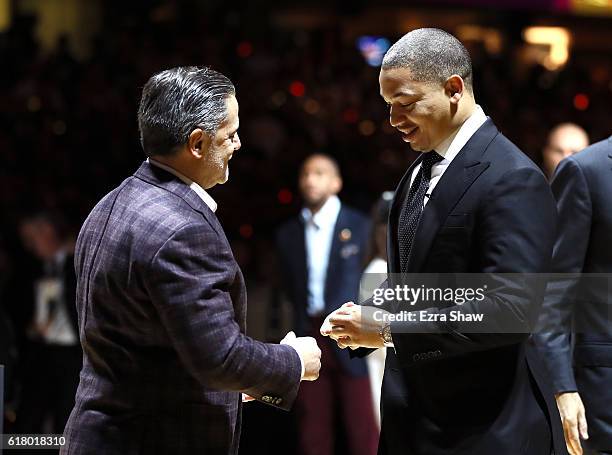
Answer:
[
  {"left": 62, "top": 66, "right": 322, "bottom": 455},
  {"left": 535, "top": 137, "right": 612, "bottom": 455},
  {"left": 321, "top": 28, "right": 567, "bottom": 455},
  {"left": 276, "top": 154, "right": 377, "bottom": 455}
]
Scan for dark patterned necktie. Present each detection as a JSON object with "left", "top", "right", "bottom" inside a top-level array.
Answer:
[{"left": 398, "top": 151, "right": 444, "bottom": 272}]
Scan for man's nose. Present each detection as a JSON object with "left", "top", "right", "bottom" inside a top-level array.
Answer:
[
  {"left": 234, "top": 133, "right": 241, "bottom": 150},
  {"left": 389, "top": 105, "right": 403, "bottom": 128}
]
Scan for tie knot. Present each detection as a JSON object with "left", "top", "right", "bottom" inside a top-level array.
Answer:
[{"left": 421, "top": 151, "right": 444, "bottom": 173}]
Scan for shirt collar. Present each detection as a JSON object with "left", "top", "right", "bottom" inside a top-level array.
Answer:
[
  {"left": 301, "top": 195, "right": 341, "bottom": 229},
  {"left": 434, "top": 105, "right": 487, "bottom": 163},
  {"left": 148, "top": 158, "right": 217, "bottom": 213}
]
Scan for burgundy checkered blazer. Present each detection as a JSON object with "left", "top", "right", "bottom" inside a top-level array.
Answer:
[{"left": 61, "top": 161, "right": 301, "bottom": 454}]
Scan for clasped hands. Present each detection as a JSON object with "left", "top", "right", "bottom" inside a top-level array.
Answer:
[
  {"left": 242, "top": 303, "right": 389, "bottom": 403},
  {"left": 320, "top": 302, "right": 391, "bottom": 349}
]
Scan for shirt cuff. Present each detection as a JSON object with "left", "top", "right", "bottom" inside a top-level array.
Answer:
[{"left": 290, "top": 345, "right": 305, "bottom": 380}]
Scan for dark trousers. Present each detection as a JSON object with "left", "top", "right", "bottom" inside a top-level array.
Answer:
[
  {"left": 295, "top": 322, "right": 378, "bottom": 455},
  {"left": 16, "top": 342, "right": 81, "bottom": 434}
]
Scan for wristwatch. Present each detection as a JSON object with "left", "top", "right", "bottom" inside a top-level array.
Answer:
[{"left": 379, "top": 322, "right": 394, "bottom": 347}]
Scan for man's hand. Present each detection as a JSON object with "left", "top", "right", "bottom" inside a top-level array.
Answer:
[
  {"left": 281, "top": 331, "right": 321, "bottom": 381},
  {"left": 320, "top": 302, "right": 389, "bottom": 349},
  {"left": 555, "top": 392, "right": 589, "bottom": 455}
]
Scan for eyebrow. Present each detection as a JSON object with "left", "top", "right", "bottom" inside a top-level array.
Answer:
[
  {"left": 380, "top": 91, "right": 419, "bottom": 101},
  {"left": 391, "top": 91, "right": 418, "bottom": 99}
]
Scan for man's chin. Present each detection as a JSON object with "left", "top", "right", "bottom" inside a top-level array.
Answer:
[
  {"left": 303, "top": 195, "right": 324, "bottom": 207},
  {"left": 409, "top": 142, "right": 427, "bottom": 152},
  {"left": 217, "top": 167, "right": 230, "bottom": 184}
]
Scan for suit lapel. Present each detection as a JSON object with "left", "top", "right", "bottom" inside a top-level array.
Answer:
[
  {"left": 324, "top": 206, "right": 347, "bottom": 307},
  {"left": 294, "top": 218, "right": 309, "bottom": 301},
  {"left": 406, "top": 119, "right": 498, "bottom": 272},
  {"left": 133, "top": 161, "right": 223, "bottom": 236}
]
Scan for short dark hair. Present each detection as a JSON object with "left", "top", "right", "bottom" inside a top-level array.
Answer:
[
  {"left": 137, "top": 66, "right": 236, "bottom": 157},
  {"left": 382, "top": 28, "right": 473, "bottom": 91},
  {"left": 20, "top": 210, "right": 69, "bottom": 241},
  {"left": 301, "top": 153, "right": 342, "bottom": 177}
]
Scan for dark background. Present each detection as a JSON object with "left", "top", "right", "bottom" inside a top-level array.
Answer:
[{"left": 0, "top": 0, "right": 610, "bottom": 453}]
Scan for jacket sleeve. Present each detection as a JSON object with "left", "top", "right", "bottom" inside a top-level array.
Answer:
[
  {"left": 146, "top": 222, "right": 302, "bottom": 410},
  {"left": 390, "top": 166, "right": 557, "bottom": 365},
  {"left": 532, "top": 157, "right": 592, "bottom": 393}
]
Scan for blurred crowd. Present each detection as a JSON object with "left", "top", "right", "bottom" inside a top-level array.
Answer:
[{"left": 0, "top": 2, "right": 611, "bottom": 454}]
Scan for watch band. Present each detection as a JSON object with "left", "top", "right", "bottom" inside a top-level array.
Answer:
[{"left": 379, "top": 322, "right": 394, "bottom": 347}]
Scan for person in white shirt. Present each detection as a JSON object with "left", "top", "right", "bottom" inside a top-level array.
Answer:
[
  {"left": 276, "top": 154, "right": 377, "bottom": 455},
  {"left": 17, "top": 212, "right": 81, "bottom": 434}
]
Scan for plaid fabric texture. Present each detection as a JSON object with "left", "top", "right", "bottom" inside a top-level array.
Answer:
[{"left": 61, "top": 162, "right": 301, "bottom": 455}]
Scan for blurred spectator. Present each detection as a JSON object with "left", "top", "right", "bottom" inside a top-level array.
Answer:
[
  {"left": 15, "top": 212, "right": 81, "bottom": 435},
  {"left": 0, "top": 238, "right": 18, "bottom": 430},
  {"left": 276, "top": 155, "right": 377, "bottom": 455},
  {"left": 541, "top": 123, "right": 589, "bottom": 179},
  {"left": 360, "top": 191, "right": 393, "bottom": 429},
  {"left": 360, "top": 191, "right": 394, "bottom": 429}
]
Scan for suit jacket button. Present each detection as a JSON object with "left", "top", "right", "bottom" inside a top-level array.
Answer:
[{"left": 262, "top": 395, "right": 271, "bottom": 403}]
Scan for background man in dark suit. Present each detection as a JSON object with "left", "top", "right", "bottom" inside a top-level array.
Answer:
[
  {"left": 321, "top": 28, "right": 566, "bottom": 455},
  {"left": 541, "top": 123, "right": 589, "bottom": 180},
  {"left": 535, "top": 136, "right": 612, "bottom": 455},
  {"left": 276, "top": 154, "right": 377, "bottom": 455},
  {"left": 62, "top": 66, "right": 321, "bottom": 455},
  {"left": 17, "top": 212, "right": 81, "bottom": 435}
]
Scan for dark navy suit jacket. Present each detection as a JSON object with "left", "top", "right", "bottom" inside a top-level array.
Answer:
[
  {"left": 535, "top": 136, "right": 612, "bottom": 452},
  {"left": 276, "top": 204, "right": 370, "bottom": 377},
  {"left": 62, "top": 162, "right": 302, "bottom": 455},
  {"left": 374, "top": 119, "right": 567, "bottom": 455}
]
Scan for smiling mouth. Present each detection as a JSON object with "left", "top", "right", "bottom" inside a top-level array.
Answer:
[{"left": 399, "top": 127, "right": 418, "bottom": 142}]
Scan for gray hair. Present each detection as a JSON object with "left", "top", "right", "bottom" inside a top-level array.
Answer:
[
  {"left": 382, "top": 28, "right": 473, "bottom": 91},
  {"left": 138, "top": 66, "right": 236, "bottom": 157}
]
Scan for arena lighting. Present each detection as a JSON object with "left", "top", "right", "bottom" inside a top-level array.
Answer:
[
  {"left": 523, "top": 26, "right": 571, "bottom": 71},
  {"left": 571, "top": 0, "right": 612, "bottom": 16},
  {"left": 239, "top": 224, "right": 253, "bottom": 239},
  {"left": 356, "top": 36, "right": 391, "bottom": 67},
  {"left": 277, "top": 188, "right": 293, "bottom": 204},
  {"left": 0, "top": 0, "right": 10, "bottom": 32},
  {"left": 342, "top": 108, "right": 359, "bottom": 124},
  {"left": 573, "top": 93, "right": 590, "bottom": 110},
  {"left": 289, "top": 81, "right": 306, "bottom": 97},
  {"left": 456, "top": 25, "right": 502, "bottom": 54},
  {"left": 236, "top": 41, "right": 253, "bottom": 58}
]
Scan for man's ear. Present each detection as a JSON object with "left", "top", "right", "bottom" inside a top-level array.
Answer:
[
  {"left": 333, "top": 176, "right": 343, "bottom": 195},
  {"left": 445, "top": 75, "right": 465, "bottom": 104},
  {"left": 188, "top": 128, "right": 211, "bottom": 159}
]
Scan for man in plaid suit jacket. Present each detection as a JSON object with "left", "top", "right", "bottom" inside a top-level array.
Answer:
[{"left": 61, "top": 67, "right": 321, "bottom": 455}]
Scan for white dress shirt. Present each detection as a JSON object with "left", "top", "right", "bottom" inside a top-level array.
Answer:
[
  {"left": 301, "top": 195, "right": 341, "bottom": 316},
  {"left": 35, "top": 249, "right": 78, "bottom": 346},
  {"left": 148, "top": 158, "right": 218, "bottom": 212},
  {"left": 409, "top": 105, "right": 487, "bottom": 206}
]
